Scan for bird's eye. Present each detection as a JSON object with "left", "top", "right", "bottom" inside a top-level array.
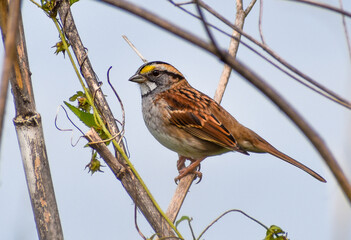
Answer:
[{"left": 152, "top": 70, "right": 160, "bottom": 77}]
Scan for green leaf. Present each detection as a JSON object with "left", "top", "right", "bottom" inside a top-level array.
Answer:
[
  {"left": 264, "top": 225, "right": 288, "bottom": 240},
  {"left": 41, "top": 0, "right": 59, "bottom": 17},
  {"left": 85, "top": 151, "right": 104, "bottom": 175},
  {"left": 68, "top": 91, "right": 91, "bottom": 112},
  {"left": 69, "top": 91, "right": 84, "bottom": 102},
  {"left": 52, "top": 41, "right": 69, "bottom": 56},
  {"left": 175, "top": 216, "right": 192, "bottom": 228},
  {"left": 64, "top": 101, "right": 97, "bottom": 128},
  {"left": 70, "top": 0, "right": 79, "bottom": 6}
]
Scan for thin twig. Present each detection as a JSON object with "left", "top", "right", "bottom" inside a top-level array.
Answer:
[
  {"left": 107, "top": 66, "right": 126, "bottom": 145},
  {"left": 339, "top": 0, "right": 351, "bottom": 63},
  {"left": 197, "top": 0, "right": 351, "bottom": 109},
  {"left": 170, "top": 0, "right": 351, "bottom": 109},
  {"left": 195, "top": 0, "right": 223, "bottom": 59},
  {"left": 214, "top": 0, "right": 257, "bottom": 103},
  {"left": 258, "top": 0, "right": 266, "bottom": 44},
  {"left": 289, "top": 0, "right": 351, "bottom": 18},
  {"left": 197, "top": 209, "right": 273, "bottom": 239},
  {"left": 244, "top": 0, "right": 257, "bottom": 16},
  {"left": 123, "top": 35, "right": 148, "bottom": 63},
  {"left": 55, "top": 105, "right": 86, "bottom": 147},
  {"left": 134, "top": 204, "right": 147, "bottom": 240}
]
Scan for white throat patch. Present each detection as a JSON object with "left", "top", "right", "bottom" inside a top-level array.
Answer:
[{"left": 140, "top": 81, "right": 157, "bottom": 96}]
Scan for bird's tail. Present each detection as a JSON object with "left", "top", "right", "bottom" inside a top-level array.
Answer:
[
  {"left": 268, "top": 145, "right": 326, "bottom": 182},
  {"left": 254, "top": 137, "right": 326, "bottom": 182}
]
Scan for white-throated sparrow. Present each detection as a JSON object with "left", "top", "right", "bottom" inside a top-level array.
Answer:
[{"left": 129, "top": 61, "right": 326, "bottom": 183}]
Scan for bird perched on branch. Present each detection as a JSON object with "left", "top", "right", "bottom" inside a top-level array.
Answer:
[{"left": 129, "top": 61, "right": 326, "bottom": 183}]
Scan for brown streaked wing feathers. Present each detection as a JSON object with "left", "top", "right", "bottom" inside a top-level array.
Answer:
[{"left": 160, "top": 86, "right": 248, "bottom": 154}]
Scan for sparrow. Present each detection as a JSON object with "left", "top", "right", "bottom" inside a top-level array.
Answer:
[{"left": 129, "top": 61, "right": 326, "bottom": 183}]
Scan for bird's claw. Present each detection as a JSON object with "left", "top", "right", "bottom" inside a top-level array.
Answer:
[{"left": 174, "top": 159, "right": 203, "bottom": 184}]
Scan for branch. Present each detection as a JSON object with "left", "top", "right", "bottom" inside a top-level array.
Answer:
[
  {"left": 85, "top": 129, "right": 180, "bottom": 238},
  {"left": 56, "top": 1, "right": 179, "bottom": 237},
  {"left": 164, "top": 0, "right": 257, "bottom": 224},
  {"left": 197, "top": 0, "right": 351, "bottom": 109},
  {"left": 214, "top": 0, "right": 256, "bottom": 103},
  {"left": 0, "top": 2, "right": 64, "bottom": 239},
  {"left": 258, "top": 0, "right": 266, "bottom": 44},
  {"left": 339, "top": 0, "right": 351, "bottom": 63},
  {"left": 0, "top": 0, "right": 20, "bottom": 148},
  {"left": 170, "top": 0, "right": 351, "bottom": 110},
  {"left": 166, "top": 174, "right": 196, "bottom": 223},
  {"left": 100, "top": 0, "right": 351, "bottom": 204},
  {"left": 289, "top": 0, "right": 351, "bottom": 18}
]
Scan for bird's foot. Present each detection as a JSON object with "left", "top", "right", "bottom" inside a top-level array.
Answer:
[{"left": 175, "top": 157, "right": 204, "bottom": 184}]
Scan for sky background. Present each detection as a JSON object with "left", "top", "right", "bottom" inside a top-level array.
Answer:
[{"left": 1, "top": 0, "right": 351, "bottom": 239}]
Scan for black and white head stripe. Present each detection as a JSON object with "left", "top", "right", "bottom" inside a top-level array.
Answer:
[{"left": 138, "top": 61, "right": 185, "bottom": 80}]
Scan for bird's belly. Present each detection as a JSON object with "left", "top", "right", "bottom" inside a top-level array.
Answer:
[
  {"left": 149, "top": 125, "right": 228, "bottom": 159},
  {"left": 142, "top": 98, "right": 229, "bottom": 159}
]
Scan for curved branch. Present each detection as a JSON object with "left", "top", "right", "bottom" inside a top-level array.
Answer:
[
  {"left": 289, "top": 0, "right": 351, "bottom": 18},
  {"left": 169, "top": 0, "right": 351, "bottom": 109},
  {"left": 100, "top": 0, "right": 351, "bottom": 203},
  {"left": 197, "top": 0, "right": 351, "bottom": 109}
]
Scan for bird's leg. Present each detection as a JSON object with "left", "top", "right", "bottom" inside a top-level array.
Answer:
[
  {"left": 175, "top": 157, "right": 205, "bottom": 183},
  {"left": 177, "top": 156, "right": 187, "bottom": 171}
]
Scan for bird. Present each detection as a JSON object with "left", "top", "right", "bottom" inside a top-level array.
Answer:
[{"left": 129, "top": 61, "right": 326, "bottom": 183}]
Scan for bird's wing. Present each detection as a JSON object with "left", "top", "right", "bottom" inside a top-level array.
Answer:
[{"left": 159, "top": 87, "right": 248, "bottom": 154}]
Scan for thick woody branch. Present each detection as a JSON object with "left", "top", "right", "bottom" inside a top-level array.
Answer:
[
  {"left": 0, "top": 0, "right": 20, "bottom": 147},
  {"left": 86, "top": 129, "right": 126, "bottom": 175},
  {"left": 85, "top": 129, "right": 177, "bottom": 238},
  {"left": 57, "top": 0, "right": 126, "bottom": 157},
  {"left": 56, "top": 1, "right": 177, "bottom": 237},
  {"left": 100, "top": 0, "right": 351, "bottom": 204},
  {"left": 0, "top": 2, "right": 64, "bottom": 239}
]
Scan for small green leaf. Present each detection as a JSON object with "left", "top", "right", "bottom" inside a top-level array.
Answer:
[
  {"left": 68, "top": 91, "right": 91, "bottom": 112},
  {"left": 175, "top": 216, "right": 192, "bottom": 228},
  {"left": 69, "top": 91, "right": 84, "bottom": 102},
  {"left": 52, "top": 41, "right": 70, "bottom": 56},
  {"left": 264, "top": 225, "right": 288, "bottom": 240},
  {"left": 85, "top": 152, "right": 104, "bottom": 175},
  {"left": 70, "top": 0, "right": 79, "bottom": 6},
  {"left": 64, "top": 101, "right": 96, "bottom": 128},
  {"left": 41, "top": 0, "right": 59, "bottom": 17}
]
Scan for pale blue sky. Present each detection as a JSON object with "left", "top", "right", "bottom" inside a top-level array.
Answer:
[{"left": 1, "top": 0, "right": 351, "bottom": 239}]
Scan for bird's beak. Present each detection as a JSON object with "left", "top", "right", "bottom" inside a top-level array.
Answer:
[{"left": 129, "top": 73, "right": 146, "bottom": 83}]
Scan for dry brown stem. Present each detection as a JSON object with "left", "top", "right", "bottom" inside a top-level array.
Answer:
[{"left": 0, "top": 1, "right": 64, "bottom": 239}]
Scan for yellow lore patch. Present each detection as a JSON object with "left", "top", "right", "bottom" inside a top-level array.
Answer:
[{"left": 140, "top": 65, "right": 155, "bottom": 74}]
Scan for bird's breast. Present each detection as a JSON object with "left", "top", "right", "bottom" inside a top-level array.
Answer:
[{"left": 141, "top": 96, "right": 229, "bottom": 159}]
